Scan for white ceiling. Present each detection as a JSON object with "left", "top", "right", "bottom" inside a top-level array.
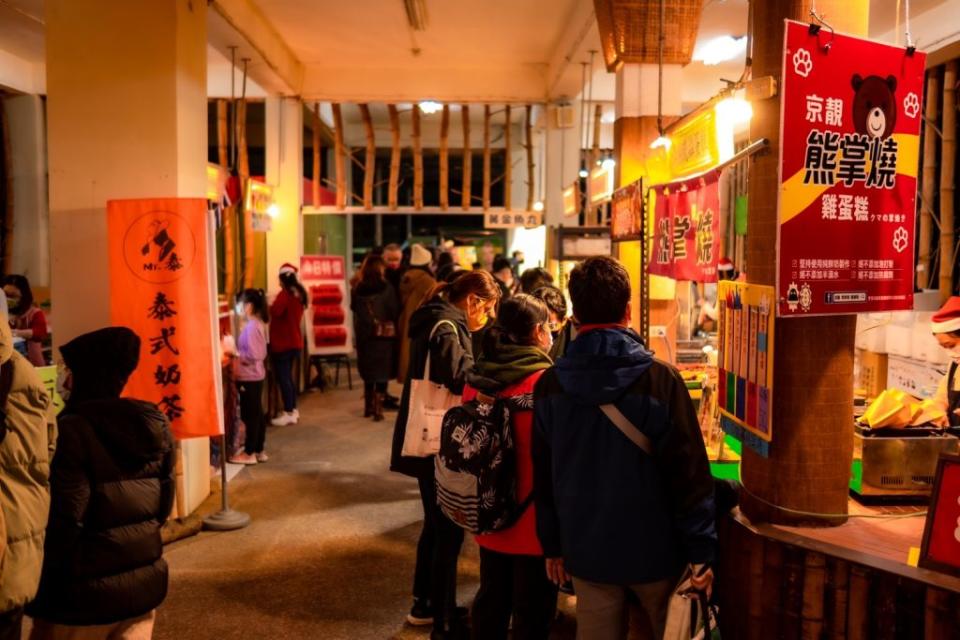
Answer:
[{"left": 0, "top": 0, "right": 43, "bottom": 61}]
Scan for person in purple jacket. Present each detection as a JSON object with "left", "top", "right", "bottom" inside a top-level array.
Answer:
[{"left": 230, "top": 289, "right": 270, "bottom": 465}]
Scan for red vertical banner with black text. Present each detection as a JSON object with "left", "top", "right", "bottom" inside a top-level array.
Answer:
[
  {"left": 648, "top": 172, "right": 721, "bottom": 282},
  {"left": 108, "top": 198, "right": 223, "bottom": 439},
  {"left": 776, "top": 20, "right": 926, "bottom": 316}
]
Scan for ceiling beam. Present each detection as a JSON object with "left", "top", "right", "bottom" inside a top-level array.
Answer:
[
  {"left": 544, "top": 1, "right": 598, "bottom": 100},
  {"left": 209, "top": 0, "right": 304, "bottom": 96}
]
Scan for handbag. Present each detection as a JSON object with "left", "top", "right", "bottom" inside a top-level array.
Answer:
[
  {"left": 401, "top": 319, "right": 461, "bottom": 458},
  {"left": 367, "top": 300, "right": 396, "bottom": 338},
  {"left": 663, "top": 566, "right": 721, "bottom": 640}
]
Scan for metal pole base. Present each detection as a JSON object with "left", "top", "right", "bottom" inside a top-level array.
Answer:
[{"left": 202, "top": 509, "right": 251, "bottom": 531}]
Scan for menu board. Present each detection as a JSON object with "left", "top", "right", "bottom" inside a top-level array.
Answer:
[
  {"left": 610, "top": 179, "right": 643, "bottom": 241},
  {"left": 718, "top": 281, "right": 775, "bottom": 446},
  {"left": 301, "top": 255, "right": 351, "bottom": 356}
]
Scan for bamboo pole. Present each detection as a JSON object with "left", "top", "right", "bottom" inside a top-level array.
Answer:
[
  {"left": 924, "top": 588, "right": 953, "bottom": 640},
  {"left": 237, "top": 99, "right": 255, "bottom": 289},
  {"left": 940, "top": 61, "right": 957, "bottom": 301},
  {"left": 504, "top": 105, "right": 512, "bottom": 210},
  {"left": 525, "top": 104, "right": 535, "bottom": 212},
  {"left": 216, "top": 99, "right": 237, "bottom": 298},
  {"left": 847, "top": 566, "right": 870, "bottom": 640},
  {"left": 828, "top": 560, "right": 849, "bottom": 640},
  {"left": 312, "top": 103, "right": 321, "bottom": 207},
  {"left": 412, "top": 105, "right": 423, "bottom": 210},
  {"left": 920, "top": 71, "right": 939, "bottom": 287},
  {"left": 461, "top": 105, "right": 471, "bottom": 211},
  {"left": 591, "top": 103, "right": 603, "bottom": 225},
  {"left": 332, "top": 103, "right": 346, "bottom": 211},
  {"left": 359, "top": 104, "right": 376, "bottom": 210},
  {"left": 801, "top": 553, "right": 826, "bottom": 640},
  {"left": 482, "top": 105, "right": 491, "bottom": 210},
  {"left": 440, "top": 104, "right": 450, "bottom": 210},
  {"left": 388, "top": 104, "right": 400, "bottom": 210}
]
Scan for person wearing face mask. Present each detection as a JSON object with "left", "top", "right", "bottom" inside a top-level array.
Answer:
[
  {"left": 465, "top": 294, "right": 558, "bottom": 640},
  {"left": 3, "top": 275, "right": 48, "bottom": 367},
  {"left": 230, "top": 289, "right": 270, "bottom": 465},
  {"left": 390, "top": 270, "right": 501, "bottom": 639},
  {"left": 930, "top": 297, "right": 960, "bottom": 426},
  {"left": 532, "top": 285, "right": 577, "bottom": 361}
]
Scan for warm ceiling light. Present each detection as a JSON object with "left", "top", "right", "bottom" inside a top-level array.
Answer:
[
  {"left": 693, "top": 35, "right": 747, "bottom": 66},
  {"left": 266, "top": 203, "right": 280, "bottom": 219},
  {"left": 650, "top": 135, "right": 671, "bottom": 150},
  {"left": 716, "top": 96, "right": 753, "bottom": 127},
  {"left": 533, "top": 201, "right": 545, "bottom": 212},
  {"left": 418, "top": 100, "right": 442, "bottom": 114}
]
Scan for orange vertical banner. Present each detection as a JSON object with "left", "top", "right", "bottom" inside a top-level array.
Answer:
[{"left": 107, "top": 198, "right": 222, "bottom": 439}]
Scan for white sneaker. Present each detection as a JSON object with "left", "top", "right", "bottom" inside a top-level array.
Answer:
[
  {"left": 271, "top": 412, "right": 295, "bottom": 427},
  {"left": 291, "top": 409, "right": 300, "bottom": 423},
  {"left": 229, "top": 452, "right": 258, "bottom": 465}
]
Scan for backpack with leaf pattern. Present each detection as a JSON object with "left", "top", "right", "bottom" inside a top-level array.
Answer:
[{"left": 434, "top": 390, "right": 534, "bottom": 534}]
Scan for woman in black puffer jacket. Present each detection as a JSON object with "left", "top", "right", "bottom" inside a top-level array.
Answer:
[{"left": 27, "top": 327, "right": 174, "bottom": 638}]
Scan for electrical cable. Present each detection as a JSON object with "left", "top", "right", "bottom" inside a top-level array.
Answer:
[
  {"left": 905, "top": 0, "right": 914, "bottom": 49},
  {"left": 657, "top": 0, "right": 664, "bottom": 137},
  {"left": 738, "top": 480, "right": 927, "bottom": 521}
]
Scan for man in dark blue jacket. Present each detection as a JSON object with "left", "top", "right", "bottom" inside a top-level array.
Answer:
[{"left": 532, "top": 256, "right": 716, "bottom": 639}]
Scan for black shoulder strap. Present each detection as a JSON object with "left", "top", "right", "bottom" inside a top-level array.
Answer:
[{"left": 0, "top": 360, "right": 14, "bottom": 442}]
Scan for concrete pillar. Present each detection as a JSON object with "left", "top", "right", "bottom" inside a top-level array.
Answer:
[
  {"left": 544, "top": 100, "right": 581, "bottom": 229},
  {"left": 3, "top": 95, "right": 49, "bottom": 286},
  {"left": 613, "top": 63, "right": 681, "bottom": 356},
  {"left": 265, "top": 97, "right": 304, "bottom": 297},
  {"left": 46, "top": 0, "right": 211, "bottom": 515},
  {"left": 740, "top": 0, "right": 868, "bottom": 525}
]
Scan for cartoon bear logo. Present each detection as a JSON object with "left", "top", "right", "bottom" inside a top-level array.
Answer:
[{"left": 851, "top": 74, "right": 897, "bottom": 139}]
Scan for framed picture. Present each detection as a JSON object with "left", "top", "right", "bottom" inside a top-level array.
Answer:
[{"left": 919, "top": 453, "right": 960, "bottom": 578}]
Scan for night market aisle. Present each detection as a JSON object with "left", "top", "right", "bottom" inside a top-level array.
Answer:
[{"left": 154, "top": 378, "right": 576, "bottom": 640}]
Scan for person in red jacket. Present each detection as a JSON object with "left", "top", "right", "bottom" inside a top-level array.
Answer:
[
  {"left": 269, "top": 264, "right": 306, "bottom": 426},
  {"left": 463, "top": 294, "right": 557, "bottom": 640}
]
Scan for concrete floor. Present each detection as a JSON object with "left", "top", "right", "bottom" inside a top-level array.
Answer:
[{"left": 156, "top": 380, "right": 577, "bottom": 640}]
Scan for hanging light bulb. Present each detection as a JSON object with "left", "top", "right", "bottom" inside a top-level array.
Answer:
[
  {"left": 578, "top": 162, "right": 589, "bottom": 179},
  {"left": 650, "top": 0, "right": 670, "bottom": 153},
  {"left": 650, "top": 135, "right": 671, "bottom": 150},
  {"left": 266, "top": 203, "right": 280, "bottom": 218},
  {"left": 601, "top": 157, "right": 616, "bottom": 171},
  {"left": 418, "top": 100, "right": 442, "bottom": 114},
  {"left": 533, "top": 200, "right": 545, "bottom": 212}
]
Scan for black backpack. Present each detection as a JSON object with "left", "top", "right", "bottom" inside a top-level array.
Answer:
[{"left": 434, "top": 391, "right": 533, "bottom": 534}]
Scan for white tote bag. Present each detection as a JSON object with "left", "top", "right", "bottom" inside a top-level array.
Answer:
[{"left": 401, "top": 319, "right": 462, "bottom": 458}]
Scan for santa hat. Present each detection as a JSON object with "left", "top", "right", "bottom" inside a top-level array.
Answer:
[
  {"left": 279, "top": 263, "right": 298, "bottom": 276},
  {"left": 932, "top": 297, "right": 960, "bottom": 334},
  {"left": 718, "top": 257, "right": 735, "bottom": 273},
  {"left": 410, "top": 243, "right": 433, "bottom": 267}
]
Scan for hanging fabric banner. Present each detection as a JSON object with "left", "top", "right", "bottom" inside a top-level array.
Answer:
[
  {"left": 108, "top": 198, "right": 223, "bottom": 439},
  {"left": 776, "top": 20, "right": 926, "bottom": 316},
  {"left": 648, "top": 171, "right": 722, "bottom": 282}
]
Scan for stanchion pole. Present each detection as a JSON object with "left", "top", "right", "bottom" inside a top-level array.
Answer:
[{"left": 202, "top": 435, "right": 251, "bottom": 530}]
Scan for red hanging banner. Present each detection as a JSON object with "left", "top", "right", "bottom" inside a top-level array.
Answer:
[
  {"left": 776, "top": 20, "right": 926, "bottom": 316},
  {"left": 108, "top": 198, "right": 222, "bottom": 439},
  {"left": 648, "top": 172, "right": 721, "bottom": 282}
]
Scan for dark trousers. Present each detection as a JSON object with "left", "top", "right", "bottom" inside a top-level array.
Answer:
[
  {"left": 472, "top": 548, "right": 558, "bottom": 640},
  {"left": 272, "top": 350, "right": 298, "bottom": 412},
  {"left": 0, "top": 608, "right": 23, "bottom": 640},
  {"left": 238, "top": 379, "right": 266, "bottom": 454},
  {"left": 364, "top": 381, "right": 388, "bottom": 394},
  {"left": 415, "top": 474, "right": 465, "bottom": 630}
]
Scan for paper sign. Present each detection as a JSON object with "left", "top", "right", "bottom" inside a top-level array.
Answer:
[{"left": 301, "top": 255, "right": 351, "bottom": 357}]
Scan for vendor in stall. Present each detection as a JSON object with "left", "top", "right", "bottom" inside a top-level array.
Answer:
[
  {"left": 931, "top": 296, "right": 960, "bottom": 426},
  {"left": 4, "top": 274, "right": 48, "bottom": 366}
]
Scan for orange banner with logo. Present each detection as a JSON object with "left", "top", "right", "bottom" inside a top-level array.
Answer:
[{"left": 107, "top": 198, "right": 222, "bottom": 439}]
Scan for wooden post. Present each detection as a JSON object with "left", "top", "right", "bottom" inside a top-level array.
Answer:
[
  {"left": 483, "top": 105, "right": 491, "bottom": 210},
  {"left": 440, "top": 104, "right": 450, "bottom": 210},
  {"left": 846, "top": 566, "right": 870, "bottom": 640},
  {"left": 332, "top": 103, "right": 346, "bottom": 211},
  {"left": 312, "top": 104, "right": 321, "bottom": 208},
  {"left": 920, "top": 71, "right": 939, "bottom": 288},
  {"left": 388, "top": 104, "right": 401, "bottom": 210},
  {"left": 828, "top": 560, "right": 850, "bottom": 639},
  {"left": 525, "top": 104, "right": 535, "bottom": 212},
  {"left": 237, "top": 99, "right": 255, "bottom": 289},
  {"left": 359, "top": 104, "right": 376, "bottom": 210},
  {"left": 462, "top": 105, "right": 471, "bottom": 210},
  {"left": 412, "top": 105, "right": 423, "bottom": 210},
  {"left": 504, "top": 105, "right": 512, "bottom": 210},
  {"left": 940, "top": 61, "right": 957, "bottom": 302},
  {"left": 216, "top": 99, "right": 236, "bottom": 298},
  {"left": 801, "top": 553, "right": 826, "bottom": 639}
]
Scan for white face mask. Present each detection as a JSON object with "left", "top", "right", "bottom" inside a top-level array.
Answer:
[
  {"left": 949, "top": 347, "right": 960, "bottom": 364},
  {"left": 56, "top": 365, "right": 72, "bottom": 403},
  {"left": 539, "top": 325, "right": 554, "bottom": 351}
]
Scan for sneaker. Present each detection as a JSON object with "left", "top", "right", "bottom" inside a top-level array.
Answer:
[
  {"left": 291, "top": 409, "right": 300, "bottom": 422},
  {"left": 271, "top": 412, "right": 296, "bottom": 427},
  {"left": 406, "top": 599, "right": 433, "bottom": 626},
  {"left": 256, "top": 452, "right": 269, "bottom": 463},
  {"left": 229, "top": 452, "right": 258, "bottom": 465}
]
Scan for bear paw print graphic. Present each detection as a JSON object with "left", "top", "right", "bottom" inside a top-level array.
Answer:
[
  {"left": 903, "top": 92, "right": 920, "bottom": 119},
  {"left": 792, "top": 48, "right": 813, "bottom": 78},
  {"left": 893, "top": 226, "right": 909, "bottom": 253}
]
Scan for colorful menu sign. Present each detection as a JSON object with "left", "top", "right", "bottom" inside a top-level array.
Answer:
[
  {"left": 776, "top": 20, "right": 925, "bottom": 316},
  {"left": 610, "top": 180, "right": 643, "bottom": 241},
  {"left": 301, "top": 255, "right": 351, "bottom": 356},
  {"left": 718, "top": 281, "right": 775, "bottom": 448},
  {"left": 108, "top": 198, "right": 222, "bottom": 439},
  {"left": 648, "top": 171, "right": 721, "bottom": 282}
]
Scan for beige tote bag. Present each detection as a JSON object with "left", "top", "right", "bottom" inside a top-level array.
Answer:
[{"left": 401, "top": 320, "right": 461, "bottom": 458}]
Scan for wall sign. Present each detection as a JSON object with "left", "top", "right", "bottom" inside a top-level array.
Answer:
[
  {"left": 563, "top": 182, "right": 581, "bottom": 217},
  {"left": 484, "top": 211, "right": 543, "bottom": 229},
  {"left": 718, "top": 281, "right": 775, "bottom": 447},
  {"left": 920, "top": 454, "right": 960, "bottom": 578},
  {"left": 610, "top": 179, "right": 643, "bottom": 241},
  {"left": 589, "top": 166, "right": 614, "bottom": 205},
  {"left": 245, "top": 179, "right": 275, "bottom": 232},
  {"left": 301, "top": 255, "right": 351, "bottom": 356},
  {"left": 776, "top": 20, "right": 926, "bottom": 316},
  {"left": 648, "top": 171, "right": 721, "bottom": 282},
  {"left": 108, "top": 198, "right": 222, "bottom": 439}
]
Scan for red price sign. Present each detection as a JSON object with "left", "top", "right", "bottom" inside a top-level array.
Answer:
[
  {"left": 776, "top": 21, "right": 926, "bottom": 316},
  {"left": 920, "top": 454, "right": 960, "bottom": 578}
]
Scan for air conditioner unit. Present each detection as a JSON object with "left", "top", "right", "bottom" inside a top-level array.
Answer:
[{"left": 551, "top": 104, "right": 576, "bottom": 130}]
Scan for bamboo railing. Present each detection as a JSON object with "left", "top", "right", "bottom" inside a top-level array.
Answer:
[
  {"left": 237, "top": 99, "right": 254, "bottom": 289},
  {"left": 388, "top": 104, "right": 400, "bottom": 210},
  {"left": 312, "top": 103, "right": 321, "bottom": 207},
  {"left": 504, "top": 104, "right": 512, "bottom": 210},
  {"left": 482, "top": 105, "right": 491, "bottom": 211},
  {"left": 412, "top": 105, "right": 423, "bottom": 210},
  {"left": 461, "top": 105, "right": 471, "bottom": 210},
  {"left": 331, "top": 103, "right": 346, "bottom": 211},
  {"left": 920, "top": 71, "right": 938, "bottom": 286},
  {"left": 440, "top": 104, "right": 450, "bottom": 210},
  {"left": 525, "top": 104, "right": 534, "bottom": 212},
  {"left": 941, "top": 61, "right": 957, "bottom": 301},
  {"left": 217, "top": 99, "right": 236, "bottom": 297},
  {"left": 359, "top": 104, "right": 376, "bottom": 210}
]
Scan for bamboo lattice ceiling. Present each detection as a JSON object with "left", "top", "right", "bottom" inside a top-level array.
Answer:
[{"left": 593, "top": 0, "right": 705, "bottom": 71}]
